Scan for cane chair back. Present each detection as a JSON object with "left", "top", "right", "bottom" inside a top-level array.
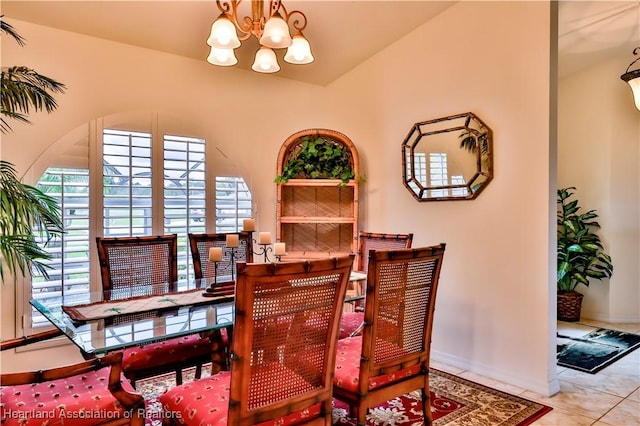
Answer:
[
  {"left": 333, "top": 244, "right": 446, "bottom": 426},
  {"left": 96, "top": 234, "right": 178, "bottom": 300},
  {"left": 160, "top": 255, "right": 355, "bottom": 425},
  {"left": 1, "top": 352, "right": 145, "bottom": 426},
  {"left": 188, "top": 232, "right": 254, "bottom": 280},
  {"left": 356, "top": 231, "right": 413, "bottom": 273},
  {"left": 95, "top": 234, "right": 213, "bottom": 387},
  {"left": 340, "top": 232, "right": 413, "bottom": 339}
]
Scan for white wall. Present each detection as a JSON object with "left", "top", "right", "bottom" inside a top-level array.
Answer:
[
  {"left": 1, "top": 1, "right": 558, "bottom": 396},
  {"left": 558, "top": 56, "right": 640, "bottom": 323}
]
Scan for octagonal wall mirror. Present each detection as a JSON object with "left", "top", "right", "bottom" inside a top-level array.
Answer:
[{"left": 402, "top": 112, "right": 493, "bottom": 201}]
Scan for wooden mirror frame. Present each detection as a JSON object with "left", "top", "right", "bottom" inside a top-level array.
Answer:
[{"left": 401, "top": 112, "right": 493, "bottom": 201}]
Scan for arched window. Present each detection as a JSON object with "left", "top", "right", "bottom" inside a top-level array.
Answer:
[{"left": 26, "top": 122, "right": 252, "bottom": 333}]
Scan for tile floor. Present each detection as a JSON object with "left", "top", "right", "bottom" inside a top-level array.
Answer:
[{"left": 433, "top": 320, "right": 640, "bottom": 426}]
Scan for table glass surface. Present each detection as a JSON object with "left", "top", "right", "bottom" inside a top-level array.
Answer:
[
  {"left": 30, "top": 277, "right": 234, "bottom": 356},
  {"left": 31, "top": 271, "right": 367, "bottom": 356}
]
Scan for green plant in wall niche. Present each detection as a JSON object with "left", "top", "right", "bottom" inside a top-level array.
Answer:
[{"left": 275, "top": 136, "right": 356, "bottom": 184}]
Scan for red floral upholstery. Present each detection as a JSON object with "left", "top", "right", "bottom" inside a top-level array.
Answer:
[
  {"left": 332, "top": 245, "right": 446, "bottom": 426},
  {"left": 334, "top": 336, "right": 422, "bottom": 393},
  {"left": 339, "top": 311, "right": 364, "bottom": 339},
  {"left": 0, "top": 367, "right": 136, "bottom": 426},
  {"left": 122, "top": 334, "right": 212, "bottom": 372},
  {"left": 159, "top": 366, "right": 322, "bottom": 426},
  {"left": 96, "top": 235, "right": 215, "bottom": 386},
  {"left": 160, "top": 257, "right": 355, "bottom": 425}
]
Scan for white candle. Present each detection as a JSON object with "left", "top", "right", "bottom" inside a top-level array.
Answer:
[
  {"left": 258, "top": 232, "right": 272, "bottom": 244},
  {"left": 226, "top": 233, "right": 239, "bottom": 248},
  {"left": 209, "top": 247, "right": 223, "bottom": 262},
  {"left": 243, "top": 218, "right": 256, "bottom": 232},
  {"left": 274, "top": 242, "right": 286, "bottom": 255}
]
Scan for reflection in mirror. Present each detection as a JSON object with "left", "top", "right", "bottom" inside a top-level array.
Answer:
[{"left": 402, "top": 112, "right": 493, "bottom": 201}]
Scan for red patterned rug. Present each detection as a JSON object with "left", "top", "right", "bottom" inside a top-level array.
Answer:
[{"left": 138, "top": 368, "right": 551, "bottom": 425}]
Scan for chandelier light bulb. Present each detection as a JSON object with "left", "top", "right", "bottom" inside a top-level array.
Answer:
[
  {"left": 284, "top": 34, "right": 314, "bottom": 64},
  {"left": 260, "top": 12, "right": 292, "bottom": 49},
  {"left": 207, "top": 15, "right": 241, "bottom": 49},
  {"left": 622, "top": 71, "right": 640, "bottom": 111},
  {"left": 207, "top": 47, "right": 238, "bottom": 66},
  {"left": 252, "top": 47, "right": 280, "bottom": 73}
]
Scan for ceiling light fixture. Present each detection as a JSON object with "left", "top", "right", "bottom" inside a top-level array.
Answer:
[
  {"left": 621, "top": 48, "right": 640, "bottom": 110},
  {"left": 622, "top": 4, "right": 640, "bottom": 111},
  {"left": 206, "top": 0, "right": 314, "bottom": 73}
]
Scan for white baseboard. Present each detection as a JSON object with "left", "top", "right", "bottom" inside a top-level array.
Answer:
[{"left": 431, "top": 349, "right": 561, "bottom": 397}]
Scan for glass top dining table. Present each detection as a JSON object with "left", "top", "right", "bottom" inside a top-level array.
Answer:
[
  {"left": 30, "top": 277, "right": 236, "bottom": 357},
  {"left": 30, "top": 272, "right": 367, "bottom": 357}
]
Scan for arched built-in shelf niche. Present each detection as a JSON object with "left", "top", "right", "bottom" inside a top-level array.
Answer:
[{"left": 275, "top": 128, "right": 360, "bottom": 259}]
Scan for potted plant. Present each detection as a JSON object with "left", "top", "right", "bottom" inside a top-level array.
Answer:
[
  {"left": 0, "top": 16, "right": 65, "bottom": 282},
  {"left": 274, "top": 135, "right": 357, "bottom": 185},
  {"left": 557, "top": 186, "right": 613, "bottom": 321}
]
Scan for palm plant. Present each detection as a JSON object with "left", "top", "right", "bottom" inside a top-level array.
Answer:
[
  {"left": 557, "top": 187, "right": 613, "bottom": 293},
  {"left": 1, "top": 16, "right": 66, "bottom": 281}
]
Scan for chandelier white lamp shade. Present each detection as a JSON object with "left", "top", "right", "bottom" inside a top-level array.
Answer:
[
  {"left": 251, "top": 47, "right": 280, "bottom": 73},
  {"left": 207, "top": 47, "right": 238, "bottom": 66},
  {"left": 259, "top": 12, "right": 292, "bottom": 48},
  {"left": 284, "top": 33, "right": 314, "bottom": 64},
  {"left": 621, "top": 48, "right": 640, "bottom": 111},
  {"left": 207, "top": 14, "right": 241, "bottom": 48},
  {"left": 206, "top": 0, "right": 313, "bottom": 73}
]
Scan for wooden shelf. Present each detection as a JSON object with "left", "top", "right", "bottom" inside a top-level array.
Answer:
[
  {"left": 279, "top": 179, "right": 356, "bottom": 187},
  {"left": 279, "top": 217, "right": 355, "bottom": 223},
  {"left": 276, "top": 129, "right": 360, "bottom": 258}
]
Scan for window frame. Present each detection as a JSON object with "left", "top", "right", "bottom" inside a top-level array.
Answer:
[{"left": 20, "top": 118, "right": 253, "bottom": 338}]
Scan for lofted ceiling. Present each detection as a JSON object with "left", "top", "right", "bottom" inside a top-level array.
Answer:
[
  {"left": 1, "top": 0, "right": 454, "bottom": 86},
  {"left": 558, "top": 1, "right": 638, "bottom": 79},
  {"left": 2, "top": 1, "right": 637, "bottom": 84}
]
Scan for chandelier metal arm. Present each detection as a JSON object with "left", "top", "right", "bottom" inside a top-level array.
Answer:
[
  {"left": 278, "top": 4, "right": 308, "bottom": 33},
  {"left": 624, "top": 47, "right": 640, "bottom": 74},
  {"left": 215, "top": 0, "right": 306, "bottom": 41},
  {"left": 216, "top": 0, "right": 264, "bottom": 41}
]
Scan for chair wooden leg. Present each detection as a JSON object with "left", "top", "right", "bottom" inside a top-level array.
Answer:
[
  {"left": 422, "top": 387, "right": 433, "bottom": 426},
  {"left": 356, "top": 403, "right": 367, "bottom": 426},
  {"left": 194, "top": 363, "right": 203, "bottom": 379},
  {"left": 209, "top": 329, "right": 227, "bottom": 374},
  {"left": 175, "top": 368, "right": 183, "bottom": 385}
]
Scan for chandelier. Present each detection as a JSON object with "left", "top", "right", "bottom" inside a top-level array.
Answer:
[
  {"left": 621, "top": 48, "right": 640, "bottom": 111},
  {"left": 206, "top": 0, "right": 314, "bottom": 73}
]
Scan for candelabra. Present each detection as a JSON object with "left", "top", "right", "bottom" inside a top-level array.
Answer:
[
  {"left": 254, "top": 242, "right": 273, "bottom": 263},
  {"left": 202, "top": 259, "right": 219, "bottom": 297},
  {"left": 242, "top": 219, "right": 286, "bottom": 263},
  {"left": 228, "top": 247, "right": 237, "bottom": 280}
]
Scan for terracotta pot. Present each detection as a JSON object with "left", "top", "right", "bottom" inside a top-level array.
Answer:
[{"left": 557, "top": 290, "right": 584, "bottom": 322}]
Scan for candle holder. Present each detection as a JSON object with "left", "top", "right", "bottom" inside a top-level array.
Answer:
[
  {"left": 227, "top": 247, "right": 237, "bottom": 281},
  {"left": 254, "top": 243, "right": 273, "bottom": 263},
  {"left": 202, "top": 260, "right": 219, "bottom": 297}
]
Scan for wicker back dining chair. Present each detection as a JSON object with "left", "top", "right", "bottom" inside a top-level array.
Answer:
[
  {"left": 188, "top": 231, "right": 254, "bottom": 280},
  {"left": 96, "top": 234, "right": 179, "bottom": 300},
  {"left": 1, "top": 351, "right": 145, "bottom": 426},
  {"left": 188, "top": 231, "right": 254, "bottom": 366},
  {"left": 356, "top": 231, "right": 414, "bottom": 273},
  {"left": 333, "top": 244, "right": 446, "bottom": 426},
  {"left": 340, "top": 231, "right": 414, "bottom": 339},
  {"left": 160, "top": 255, "right": 355, "bottom": 425},
  {"left": 95, "top": 234, "right": 214, "bottom": 387}
]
